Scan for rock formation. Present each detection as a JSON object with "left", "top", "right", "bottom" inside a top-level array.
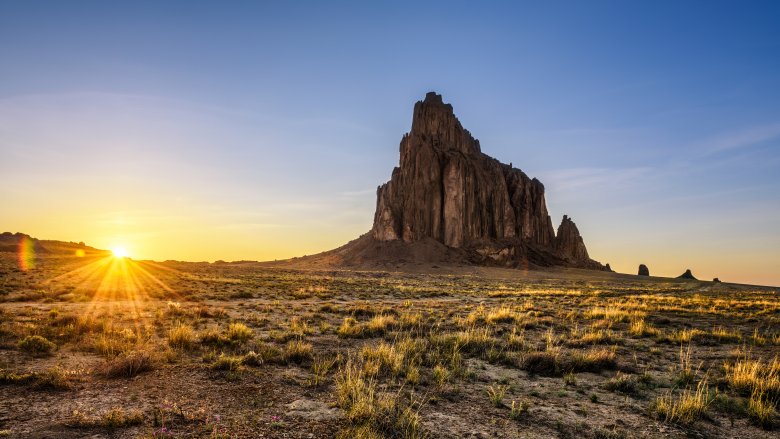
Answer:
[
  {"left": 713, "top": 278, "right": 721, "bottom": 283},
  {"left": 554, "top": 215, "right": 590, "bottom": 262},
  {"left": 638, "top": 264, "right": 650, "bottom": 276},
  {"left": 677, "top": 269, "right": 697, "bottom": 280},
  {"left": 368, "top": 92, "right": 604, "bottom": 269}
]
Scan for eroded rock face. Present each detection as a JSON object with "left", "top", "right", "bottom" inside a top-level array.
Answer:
[
  {"left": 372, "top": 92, "right": 554, "bottom": 248},
  {"left": 555, "top": 215, "right": 589, "bottom": 262},
  {"left": 371, "top": 92, "right": 601, "bottom": 269},
  {"left": 638, "top": 264, "right": 650, "bottom": 276}
]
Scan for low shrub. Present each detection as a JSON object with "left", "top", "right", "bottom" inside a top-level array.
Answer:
[{"left": 18, "top": 335, "right": 56, "bottom": 355}]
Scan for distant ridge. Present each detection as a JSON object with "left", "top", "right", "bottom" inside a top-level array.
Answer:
[{"left": 0, "top": 232, "right": 107, "bottom": 255}]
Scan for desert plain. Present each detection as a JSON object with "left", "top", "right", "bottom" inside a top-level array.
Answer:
[{"left": 0, "top": 251, "right": 778, "bottom": 439}]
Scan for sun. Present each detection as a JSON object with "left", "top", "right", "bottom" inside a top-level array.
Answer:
[{"left": 112, "top": 246, "right": 128, "bottom": 258}]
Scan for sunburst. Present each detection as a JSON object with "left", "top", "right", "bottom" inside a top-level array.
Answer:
[{"left": 40, "top": 249, "right": 180, "bottom": 323}]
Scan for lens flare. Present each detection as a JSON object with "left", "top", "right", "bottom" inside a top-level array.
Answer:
[{"left": 18, "top": 235, "right": 35, "bottom": 271}]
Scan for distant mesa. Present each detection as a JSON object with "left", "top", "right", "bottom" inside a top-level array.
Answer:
[
  {"left": 677, "top": 269, "right": 697, "bottom": 280},
  {"left": 713, "top": 277, "right": 721, "bottom": 283},
  {"left": 638, "top": 264, "right": 650, "bottom": 276},
  {"left": 293, "top": 92, "right": 607, "bottom": 270}
]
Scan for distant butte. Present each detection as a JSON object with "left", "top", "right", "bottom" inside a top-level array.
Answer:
[{"left": 297, "top": 92, "right": 607, "bottom": 270}]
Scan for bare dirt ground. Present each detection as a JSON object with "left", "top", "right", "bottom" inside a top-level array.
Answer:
[{"left": 0, "top": 253, "right": 778, "bottom": 438}]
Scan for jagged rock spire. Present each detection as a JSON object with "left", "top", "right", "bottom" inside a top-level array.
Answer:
[
  {"left": 554, "top": 215, "right": 590, "bottom": 261},
  {"left": 371, "top": 92, "right": 601, "bottom": 269}
]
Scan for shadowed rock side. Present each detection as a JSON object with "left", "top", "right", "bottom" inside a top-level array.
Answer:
[
  {"left": 638, "top": 264, "right": 650, "bottom": 276},
  {"left": 678, "top": 269, "right": 697, "bottom": 280},
  {"left": 368, "top": 92, "right": 605, "bottom": 270},
  {"left": 554, "top": 215, "right": 589, "bottom": 262},
  {"left": 372, "top": 92, "right": 554, "bottom": 249}
]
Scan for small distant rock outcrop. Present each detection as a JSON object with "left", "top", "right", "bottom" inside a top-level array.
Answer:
[
  {"left": 605, "top": 263, "right": 613, "bottom": 272},
  {"left": 677, "top": 269, "right": 697, "bottom": 280},
  {"left": 638, "top": 264, "right": 650, "bottom": 276},
  {"left": 713, "top": 278, "right": 721, "bottom": 283}
]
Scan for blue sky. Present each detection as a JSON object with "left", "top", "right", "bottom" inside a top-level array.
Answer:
[{"left": 1, "top": 1, "right": 779, "bottom": 285}]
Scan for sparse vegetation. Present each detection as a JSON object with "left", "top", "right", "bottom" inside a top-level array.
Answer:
[
  {"left": 225, "top": 322, "right": 253, "bottom": 342},
  {"left": 335, "top": 357, "right": 423, "bottom": 438},
  {"left": 70, "top": 407, "right": 144, "bottom": 429},
  {"left": 509, "top": 399, "right": 530, "bottom": 420},
  {"left": 725, "top": 355, "right": 780, "bottom": 400},
  {"left": 747, "top": 390, "right": 776, "bottom": 429},
  {"left": 103, "top": 350, "right": 155, "bottom": 378},
  {"left": 18, "top": 335, "right": 56, "bottom": 355},
  {"left": 168, "top": 323, "right": 195, "bottom": 349},
  {"left": 653, "top": 380, "right": 713, "bottom": 425},
  {"left": 487, "top": 383, "right": 508, "bottom": 407},
  {"left": 1, "top": 252, "right": 777, "bottom": 437},
  {"left": 211, "top": 353, "right": 244, "bottom": 371},
  {"left": 284, "top": 339, "right": 314, "bottom": 364}
]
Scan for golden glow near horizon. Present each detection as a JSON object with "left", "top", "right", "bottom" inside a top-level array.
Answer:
[
  {"left": 35, "top": 251, "right": 179, "bottom": 322},
  {"left": 6, "top": 212, "right": 780, "bottom": 286},
  {"left": 6, "top": 206, "right": 780, "bottom": 287},
  {"left": 112, "top": 246, "right": 128, "bottom": 259}
]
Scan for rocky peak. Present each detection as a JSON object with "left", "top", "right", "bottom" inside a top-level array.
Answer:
[
  {"left": 407, "top": 91, "right": 480, "bottom": 157},
  {"left": 371, "top": 92, "right": 602, "bottom": 269},
  {"left": 554, "top": 215, "right": 590, "bottom": 261}
]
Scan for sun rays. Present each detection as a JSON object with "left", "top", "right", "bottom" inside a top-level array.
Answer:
[{"left": 40, "top": 253, "right": 180, "bottom": 324}]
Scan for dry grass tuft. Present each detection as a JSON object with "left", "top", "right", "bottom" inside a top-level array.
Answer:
[
  {"left": 338, "top": 315, "right": 398, "bottom": 338},
  {"left": 167, "top": 323, "right": 195, "bottom": 349},
  {"left": 653, "top": 380, "right": 713, "bottom": 425},
  {"left": 335, "top": 357, "right": 423, "bottom": 438},
  {"left": 284, "top": 339, "right": 314, "bottom": 364},
  {"left": 485, "top": 306, "right": 521, "bottom": 325},
  {"left": 584, "top": 306, "right": 642, "bottom": 323},
  {"left": 211, "top": 353, "right": 244, "bottom": 371},
  {"left": 103, "top": 350, "right": 156, "bottom": 378},
  {"left": 225, "top": 322, "right": 253, "bottom": 342},
  {"left": 487, "top": 383, "right": 508, "bottom": 407},
  {"left": 725, "top": 355, "right": 779, "bottom": 400},
  {"left": 747, "top": 390, "right": 776, "bottom": 429},
  {"left": 629, "top": 318, "right": 660, "bottom": 337}
]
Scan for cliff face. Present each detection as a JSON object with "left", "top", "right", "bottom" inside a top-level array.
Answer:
[
  {"left": 371, "top": 92, "right": 602, "bottom": 269},
  {"left": 373, "top": 92, "right": 555, "bottom": 247}
]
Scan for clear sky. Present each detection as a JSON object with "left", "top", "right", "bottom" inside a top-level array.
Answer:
[{"left": 2, "top": 1, "right": 779, "bottom": 285}]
